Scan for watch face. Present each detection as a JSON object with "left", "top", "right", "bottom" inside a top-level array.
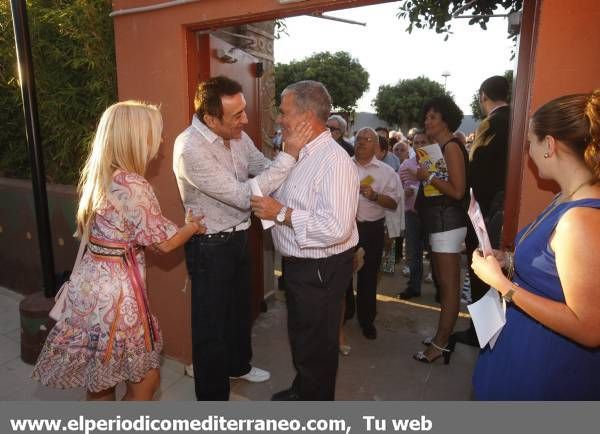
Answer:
[{"left": 276, "top": 208, "right": 286, "bottom": 223}]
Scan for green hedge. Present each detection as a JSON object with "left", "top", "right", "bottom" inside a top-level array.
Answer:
[{"left": 0, "top": 0, "right": 116, "bottom": 185}]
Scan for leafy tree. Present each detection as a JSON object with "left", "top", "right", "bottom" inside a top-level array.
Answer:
[
  {"left": 470, "top": 70, "right": 513, "bottom": 120},
  {"left": 0, "top": 0, "right": 116, "bottom": 184},
  {"left": 372, "top": 76, "right": 448, "bottom": 131},
  {"left": 397, "top": 0, "right": 523, "bottom": 40},
  {"left": 274, "top": 51, "right": 369, "bottom": 113}
]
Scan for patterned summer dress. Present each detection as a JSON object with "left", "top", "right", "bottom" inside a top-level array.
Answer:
[{"left": 32, "top": 170, "right": 177, "bottom": 392}]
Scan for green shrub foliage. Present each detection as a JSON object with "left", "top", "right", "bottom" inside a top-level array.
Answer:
[{"left": 0, "top": 0, "right": 116, "bottom": 185}]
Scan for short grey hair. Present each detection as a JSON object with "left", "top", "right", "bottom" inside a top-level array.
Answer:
[
  {"left": 356, "top": 127, "right": 378, "bottom": 141},
  {"left": 328, "top": 114, "right": 347, "bottom": 134},
  {"left": 282, "top": 80, "right": 332, "bottom": 123}
]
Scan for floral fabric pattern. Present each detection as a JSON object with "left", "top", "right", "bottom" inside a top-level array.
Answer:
[{"left": 32, "top": 170, "right": 177, "bottom": 392}]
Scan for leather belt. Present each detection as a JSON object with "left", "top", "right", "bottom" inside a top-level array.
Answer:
[{"left": 221, "top": 218, "right": 251, "bottom": 233}]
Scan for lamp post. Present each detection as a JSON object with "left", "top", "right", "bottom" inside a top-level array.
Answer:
[
  {"left": 442, "top": 71, "right": 451, "bottom": 89},
  {"left": 10, "top": 0, "right": 57, "bottom": 365}
]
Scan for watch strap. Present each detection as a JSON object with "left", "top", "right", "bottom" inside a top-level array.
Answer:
[{"left": 502, "top": 283, "right": 519, "bottom": 303}]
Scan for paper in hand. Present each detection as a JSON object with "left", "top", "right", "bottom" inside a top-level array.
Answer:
[
  {"left": 467, "top": 188, "right": 493, "bottom": 257},
  {"left": 467, "top": 287, "right": 507, "bottom": 349},
  {"left": 248, "top": 179, "right": 275, "bottom": 230},
  {"left": 360, "top": 175, "right": 374, "bottom": 186},
  {"left": 416, "top": 144, "right": 447, "bottom": 197}
]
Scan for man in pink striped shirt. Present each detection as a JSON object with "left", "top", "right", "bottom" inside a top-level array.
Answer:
[{"left": 251, "top": 81, "right": 359, "bottom": 400}]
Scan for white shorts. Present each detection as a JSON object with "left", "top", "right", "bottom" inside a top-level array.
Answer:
[{"left": 429, "top": 227, "right": 467, "bottom": 253}]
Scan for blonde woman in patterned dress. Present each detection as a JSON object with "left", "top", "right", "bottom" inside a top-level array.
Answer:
[{"left": 32, "top": 101, "right": 205, "bottom": 400}]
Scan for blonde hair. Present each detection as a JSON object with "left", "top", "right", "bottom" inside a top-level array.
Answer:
[{"left": 76, "top": 101, "right": 163, "bottom": 235}]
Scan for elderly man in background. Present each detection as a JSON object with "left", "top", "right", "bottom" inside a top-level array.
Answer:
[
  {"left": 327, "top": 114, "right": 354, "bottom": 156},
  {"left": 353, "top": 127, "right": 402, "bottom": 339},
  {"left": 251, "top": 80, "right": 359, "bottom": 401}
]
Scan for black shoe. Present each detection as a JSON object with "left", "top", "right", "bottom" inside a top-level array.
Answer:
[
  {"left": 452, "top": 326, "right": 478, "bottom": 347},
  {"left": 362, "top": 325, "right": 377, "bottom": 340},
  {"left": 397, "top": 290, "right": 420, "bottom": 300},
  {"left": 271, "top": 387, "right": 301, "bottom": 401}
]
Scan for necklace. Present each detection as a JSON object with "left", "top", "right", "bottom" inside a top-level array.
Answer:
[{"left": 517, "top": 179, "right": 593, "bottom": 247}]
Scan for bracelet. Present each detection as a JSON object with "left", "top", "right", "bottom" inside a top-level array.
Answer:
[{"left": 425, "top": 173, "right": 435, "bottom": 185}]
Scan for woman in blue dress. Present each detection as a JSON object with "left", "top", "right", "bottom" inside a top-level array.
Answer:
[{"left": 471, "top": 90, "right": 600, "bottom": 400}]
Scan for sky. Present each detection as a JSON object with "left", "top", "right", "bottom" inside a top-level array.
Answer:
[{"left": 274, "top": 1, "right": 516, "bottom": 115}]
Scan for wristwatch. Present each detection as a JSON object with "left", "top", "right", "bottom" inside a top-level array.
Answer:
[
  {"left": 502, "top": 283, "right": 519, "bottom": 303},
  {"left": 276, "top": 206, "right": 288, "bottom": 224}
]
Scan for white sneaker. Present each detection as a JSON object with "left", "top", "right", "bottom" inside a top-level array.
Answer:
[
  {"left": 424, "top": 273, "right": 433, "bottom": 283},
  {"left": 185, "top": 364, "right": 194, "bottom": 378},
  {"left": 230, "top": 366, "right": 270, "bottom": 383},
  {"left": 401, "top": 266, "right": 410, "bottom": 277}
]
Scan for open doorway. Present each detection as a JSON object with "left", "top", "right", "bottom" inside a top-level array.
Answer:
[{"left": 112, "top": 1, "right": 532, "bottom": 395}]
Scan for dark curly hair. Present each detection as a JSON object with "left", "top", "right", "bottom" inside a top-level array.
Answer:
[{"left": 421, "top": 95, "right": 464, "bottom": 132}]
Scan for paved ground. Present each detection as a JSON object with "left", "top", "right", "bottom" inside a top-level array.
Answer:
[{"left": 0, "top": 263, "right": 478, "bottom": 401}]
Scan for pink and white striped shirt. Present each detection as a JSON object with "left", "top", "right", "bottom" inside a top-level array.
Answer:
[{"left": 272, "top": 130, "right": 359, "bottom": 258}]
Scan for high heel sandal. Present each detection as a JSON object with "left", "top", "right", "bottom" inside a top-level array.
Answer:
[{"left": 413, "top": 337, "right": 456, "bottom": 364}]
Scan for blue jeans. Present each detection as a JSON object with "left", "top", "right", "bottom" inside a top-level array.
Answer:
[
  {"left": 184, "top": 231, "right": 252, "bottom": 400},
  {"left": 405, "top": 211, "right": 424, "bottom": 295}
]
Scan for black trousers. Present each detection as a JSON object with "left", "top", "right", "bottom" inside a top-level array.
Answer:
[
  {"left": 283, "top": 248, "right": 354, "bottom": 400},
  {"left": 184, "top": 231, "right": 252, "bottom": 401},
  {"left": 356, "top": 219, "right": 385, "bottom": 329}
]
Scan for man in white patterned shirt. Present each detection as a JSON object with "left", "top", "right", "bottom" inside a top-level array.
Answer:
[
  {"left": 173, "top": 76, "right": 307, "bottom": 401},
  {"left": 251, "top": 81, "right": 359, "bottom": 400}
]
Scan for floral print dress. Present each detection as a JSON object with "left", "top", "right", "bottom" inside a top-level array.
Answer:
[{"left": 32, "top": 170, "right": 177, "bottom": 392}]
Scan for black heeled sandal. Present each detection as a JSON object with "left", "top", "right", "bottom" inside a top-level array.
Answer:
[{"left": 413, "top": 337, "right": 456, "bottom": 364}]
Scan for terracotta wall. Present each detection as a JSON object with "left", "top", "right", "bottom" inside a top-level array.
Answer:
[{"left": 512, "top": 0, "right": 600, "bottom": 232}]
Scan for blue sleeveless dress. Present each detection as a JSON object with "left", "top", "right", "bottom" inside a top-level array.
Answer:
[{"left": 473, "top": 198, "right": 600, "bottom": 400}]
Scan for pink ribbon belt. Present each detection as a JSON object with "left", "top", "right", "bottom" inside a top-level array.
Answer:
[{"left": 88, "top": 236, "right": 158, "bottom": 363}]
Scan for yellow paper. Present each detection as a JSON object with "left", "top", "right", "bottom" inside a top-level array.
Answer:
[
  {"left": 416, "top": 145, "right": 447, "bottom": 197},
  {"left": 360, "top": 175, "right": 374, "bottom": 186}
]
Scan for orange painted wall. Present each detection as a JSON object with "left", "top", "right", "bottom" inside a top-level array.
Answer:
[{"left": 516, "top": 0, "right": 600, "bottom": 230}]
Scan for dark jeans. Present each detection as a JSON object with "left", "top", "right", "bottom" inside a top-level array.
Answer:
[
  {"left": 284, "top": 248, "right": 353, "bottom": 400},
  {"left": 184, "top": 231, "right": 252, "bottom": 401},
  {"left": 405, "top": 210, "right": 424, "bottom": 295},
  {"left": 356, "top": 219, "right": 385, "bottom": 329}
]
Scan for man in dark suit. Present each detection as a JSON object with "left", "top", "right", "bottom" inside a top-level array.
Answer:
[
  {"left": 454, "top": 75, "right": 511, "bottom": 346},
  {"left": 327, "top": 114, "right": 354, "bottom": 156}
]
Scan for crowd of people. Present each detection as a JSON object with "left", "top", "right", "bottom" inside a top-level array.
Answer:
[{"left": 30, "top": 74, "right": 600, "bottom": 401}]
